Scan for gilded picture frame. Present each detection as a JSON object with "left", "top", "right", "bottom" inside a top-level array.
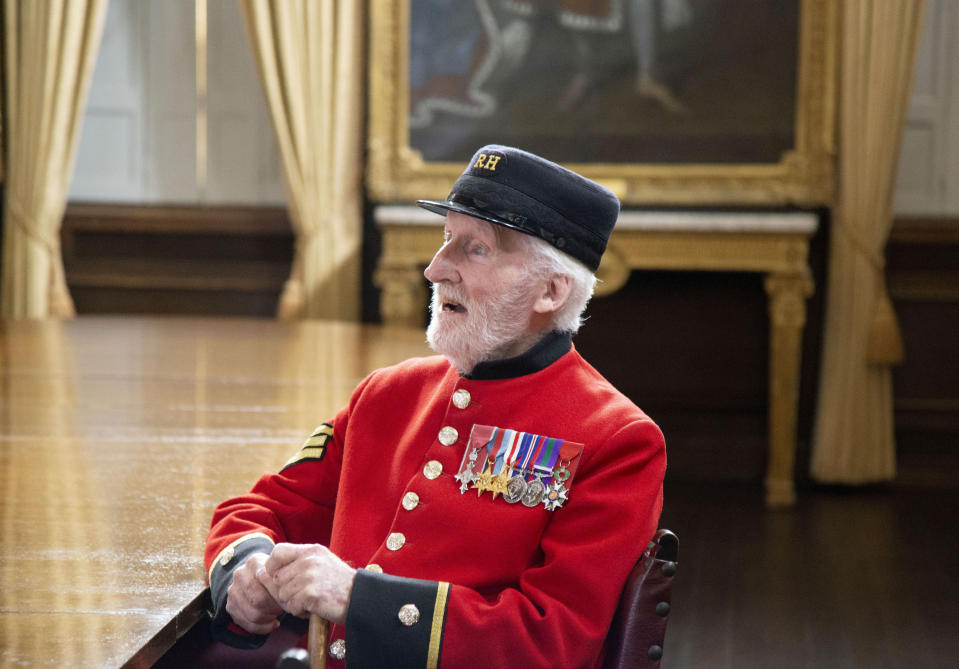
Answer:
[
  {"left": 368, "top": 0, "right": 837, "bottom": 206},
  {"left": 1, "top": 32, "right": 5, "bottom": 185}
]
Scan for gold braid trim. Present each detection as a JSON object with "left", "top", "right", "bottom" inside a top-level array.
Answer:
[{"left": 426, "top": 581, "right": 450, "bottom": 669}]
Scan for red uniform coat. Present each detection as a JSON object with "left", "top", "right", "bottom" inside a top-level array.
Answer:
[{"left": 205, "top": 333, "right": 665, "bottom": 669}]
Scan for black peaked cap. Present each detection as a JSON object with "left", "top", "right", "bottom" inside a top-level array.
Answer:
[{"left": 417, "top": 145, "right": 620, "bottom": 271}]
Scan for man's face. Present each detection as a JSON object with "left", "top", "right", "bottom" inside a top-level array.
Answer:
[{"left": 423, "top": 212, "right": 544, "bottom": 373}]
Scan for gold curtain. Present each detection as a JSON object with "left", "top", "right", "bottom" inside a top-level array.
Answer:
[
  {"left": 1, "top": 0, "right": 107, "bottom": 318},
  {"left": 810, "top": 0, "right": 926, "bottom": 484},
  {"left": 239, "top": 0, "right": 364, "bottom": 321}
]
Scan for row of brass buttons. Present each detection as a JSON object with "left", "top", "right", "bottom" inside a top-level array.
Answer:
[{"left": 349, "top": 389, "right": 472, "bottom": 657}]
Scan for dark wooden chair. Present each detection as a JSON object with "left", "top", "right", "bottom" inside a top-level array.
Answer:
[
  {"left": 277, "top": 529, "right": 679, "bottom": 669},
  {"left": 603, "top": 529, "right": 679, "bottom": 669}
]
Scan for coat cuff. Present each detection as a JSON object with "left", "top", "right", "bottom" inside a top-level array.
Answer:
[
  {"left": 346, "top": 570, "right": 450, "bottom": 668},
  {"left": 208, "top": 534, "right": 275, "bottom": 649}
]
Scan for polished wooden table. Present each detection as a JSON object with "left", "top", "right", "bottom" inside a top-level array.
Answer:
[
  {"left": 373, "top": 205, "right": 818, "bottom": 507},
  {"left": 0, "top": 316, "right": 432, "bottom": 668}
]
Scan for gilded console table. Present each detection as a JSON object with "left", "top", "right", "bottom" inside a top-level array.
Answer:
[{"left": 374, "top": 205, "right": 818, "bottom": 507}]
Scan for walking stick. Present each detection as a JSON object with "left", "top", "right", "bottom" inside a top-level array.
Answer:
[{"left": 309, "top": 613, "right": 329, "bottom": 669}]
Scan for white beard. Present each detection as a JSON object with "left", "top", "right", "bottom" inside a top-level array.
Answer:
[{"left": 426, "top": 279, "right": 541, "bottom": 374}]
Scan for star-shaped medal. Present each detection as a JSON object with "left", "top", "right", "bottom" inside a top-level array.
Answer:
[
  {"left": 455, "top": 468, "right": 477, "bottom": 494},
  {"left": 489, "top": 472, "right": 510, "bottom": 501},
  {"left": 473, "top": 469, "right": 496, "bottom": 496},
  {"left": 543, "top": 480, "right": 569, "bottom": 511}
]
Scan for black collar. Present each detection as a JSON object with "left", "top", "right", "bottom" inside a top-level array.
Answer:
[{"left": 464, "top": 331, "right": 572, "bottom": 381}]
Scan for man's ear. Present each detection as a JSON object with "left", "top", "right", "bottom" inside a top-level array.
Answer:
[{"left": 533, "top": 274, "right": 572, "bottom": 314}]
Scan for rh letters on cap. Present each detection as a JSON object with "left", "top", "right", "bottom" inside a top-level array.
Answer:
[{"left": 472, "top": 153, "right": 503, "bottom": 171}]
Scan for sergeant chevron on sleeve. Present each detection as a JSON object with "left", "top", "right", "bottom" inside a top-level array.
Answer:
[{"left": 204, "top": 144, "right": 667, "bottom": 669}]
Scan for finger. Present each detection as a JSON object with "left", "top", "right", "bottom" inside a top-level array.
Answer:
[
  {"left": 235, "top": 561, "right": 280, "bottom": 607},
  {"left": 256, "top": 564, "right": 282, "bottom": 601},
  {"left": 228, "top": 604, "right": 280, "bottom": 633},
  {"left": 248, "top": 575, "right": 283, "bottom": 614},
  {"left": 276, "top": 571, "right": 317, "bottom": 617},
  {"left": 263, "top": 543, "right": 301, "bottom": 576},
  {"left": 271, "top": 544, "right": 334, "bottom": 586},
  {"left": 226, "top": 587, "right": 281, "bottom": 634},
  {"left": 271, "top": 551, "right": 324, "bottom": 595},
  {"left": 233, "top": 577, "right": 279, "bottom": 619},
  {"left": 228, "top": 607, "right": 280, "bottom": 636},
  {"left": 230, "top": 565, "right": 284, "bottom": 621}
]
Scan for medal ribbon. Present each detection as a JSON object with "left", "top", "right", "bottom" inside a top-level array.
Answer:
[
  {"left": 479, "top": 427, "right": 499, "bottom": 476},
  {"left": 491, "top": 429, "right": 518, "bottom": 475},
  {"left": 532, "top": 437, "right": 563, "bottom": 485},
  {"left": 508, "top": 432, "right": 537, "bottom": 477},
  {"left": 519, "top": 434, "right": 545, "bottom": 479},
  {"left": 504, "top": 430, "right": 523, "bottom": 472}
]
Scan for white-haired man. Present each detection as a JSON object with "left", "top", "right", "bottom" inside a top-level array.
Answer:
[{"left": 205, "top": 145, "right": 666, "bottom": 668}]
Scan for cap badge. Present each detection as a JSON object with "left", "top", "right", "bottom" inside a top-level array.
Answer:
[{"left": 471, "top": 152, "right": 504, "bottom": 172}]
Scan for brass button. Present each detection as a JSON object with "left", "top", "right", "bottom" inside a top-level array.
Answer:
[
  {"left": 386, "top": 532, "right": 406, "bottom": 551},
  {"left": 329, "top": 638, "right": 346, "bottom": 660},
  {"left": 402, "top": 491, "right": 420, "bottom": 510},
  {"left": 438, "top": 426, "right": 458, "bottom": 446},
  {"left": 365, "top": 563, "right": 383, "bottom": 573},
  {"left": 423, "top": 460, "right": 443, "bottom": 480},
  {"left": 452, "top": 389, "right": 471, "bottom": 409},
  {"left": 398, "top": 603, "right": 420, "bottom": 626},
  {"left": 219, "top": 546, "right": 235, "bottom": 566}
]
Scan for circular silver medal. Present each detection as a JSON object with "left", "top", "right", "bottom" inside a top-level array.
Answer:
[
  {"left": 521, "top": 478, "right": 546, "bottom": 507},
  {"left": 503, "top": 475, "right": 528, "bottom": 504}
]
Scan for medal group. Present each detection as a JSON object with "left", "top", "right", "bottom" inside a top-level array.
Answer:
[{"left": 455, "top": 426, "right": 581, "bottom": 511}]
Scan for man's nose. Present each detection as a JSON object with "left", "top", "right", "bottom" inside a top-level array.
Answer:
[{"left": 424, "top": 244, "right": 459, "bottom": 284}]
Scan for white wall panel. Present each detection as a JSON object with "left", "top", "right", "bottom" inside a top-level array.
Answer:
[
  {"left": 142, "top": 0, "right": 195, "bottom": 203},
  {"left": 70, "top": 0, "right": 144, "bottom": 200},
  {"left": 207, "top": 0, "right": 285, "bottom": 204},
  {"left": 74, "top": 112, "right": 138, "bottom": 184},
  {"left": 70, "top": 0, "right": 284, "bottom": 206},
  {"left": 897, "top": 126, "right": 936, "bottom": 196},
  {"left": 894, "top": 0, "right": 959, "bottom": 216},
  {"left": 154, "top": 116, "right": 197, "bottom": 202},
  {"left": 945, "top": 6, "right": 959, "bottom": 214},
  {"left": 257, "top": 125, "right": 287, "bottom": 204},
  {"left": 209, "top": 114, "right": 258, "bottom": 202}
]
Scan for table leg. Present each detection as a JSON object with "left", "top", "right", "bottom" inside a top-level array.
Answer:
[
  {"left": 764, "top": 270, "right": 814, "bottom": 507},
  {"left": 374, "top": 263, "right": 427, "bottom": 328}
]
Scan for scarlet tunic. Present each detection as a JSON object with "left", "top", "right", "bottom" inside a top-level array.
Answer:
[{"left": 205, "top": 332, "right": 666, "bottom": 669}]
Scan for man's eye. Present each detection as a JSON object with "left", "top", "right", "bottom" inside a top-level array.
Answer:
[{"left": 472, "top": 245, "right": 487, "bottom": 256}]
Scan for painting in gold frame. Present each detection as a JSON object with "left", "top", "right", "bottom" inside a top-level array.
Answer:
[
  {"left": 1, "top": 26, "right": 4, "bottom": 186},
  {"left": 368, "top": 0, "right": 837, "bottom": 206}
]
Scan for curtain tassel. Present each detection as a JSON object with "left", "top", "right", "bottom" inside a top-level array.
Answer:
[
  {"left": 866, "top": 281, "right": 903, "bottom": 365},
  {"left": 277, "top": 241, "right": 306, "bottom": 320},
  {"left": 277, "top": 278, "right": 304, "bottom": 320},
  {"left": 48, "top": 259, "right": 77, "bottom": 318}
]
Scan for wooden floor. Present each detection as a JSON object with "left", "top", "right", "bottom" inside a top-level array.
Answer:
[{"left": 659, "top": 480, "right": 959, "bottom": 669}]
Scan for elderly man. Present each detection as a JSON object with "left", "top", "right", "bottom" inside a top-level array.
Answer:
[{"left": 205, "top": 145, "right": 666, "bottom": 668}]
